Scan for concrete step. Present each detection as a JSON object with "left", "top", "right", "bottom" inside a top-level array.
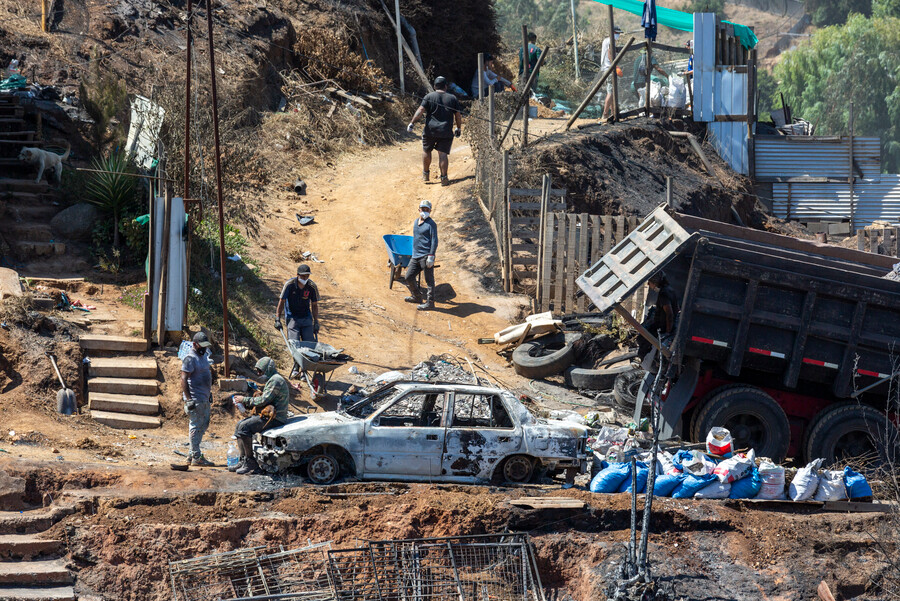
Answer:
[
  {"left": 90, "top": 410, "right": 161, "bottom": 429},
  {"left": 0, "top": 180, "right": 50, "bottom": 194},
  {"left": 0, "top": 536, "right": 62, "bottom": 560},
  {"left": 88, "top": 377, "right": 157, "bottom": 396},
  {"left": 89, "top": 357, "right": 157, "bottom": 378},
  {"left": 0, "top": 586, "right": 75, "bottom": 601},
  {"left": 0, "top": 192, "right": 57, "bottom": 204},
  {"left": 89, "top": 393, "right": 159, "bottom": 415},
  {"left": 0, "top": 560, "right": 71, "bottom": 585},
  {"left": 7, "top": 205, "right": 58, "bottom": 221},
  {"left": 0, "top": 140, "right": 43, "bottom": 147},
  {"left": 79, "top": 335, "right": 149, "bottom": 352},
  {"left": 6, "top": 224, "right": 53, "bottom": 242},
  {"left": 11, "top": 242, "right": 65, "bottom": 258},
  {"left": 0, "top": 511, "right": 56, "bottom": 536}
]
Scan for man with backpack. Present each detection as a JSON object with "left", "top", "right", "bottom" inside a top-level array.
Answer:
[{"left": 407, "top": 76, "right": 462, "bottom": 187}]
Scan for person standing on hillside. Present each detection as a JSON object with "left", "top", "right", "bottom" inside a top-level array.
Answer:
[
  {"left": 182, "top": 332, "right": 214, "bottom": 467},
  {"left": 403, "top": 200, "right": 438, "bottom": 311},
  {"left": 601, "top": 26, "right": 623, "bottom": 122},
  {"left": 519, "top": 32, "right": 541, "bottom": 81},
  {"left": 407, "top": 76, "right": 462, "bottom": 187},
  {"left": 275, "top": 264, "right": 320, "bottom": 378}
]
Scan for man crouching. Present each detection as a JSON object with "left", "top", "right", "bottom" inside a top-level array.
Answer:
[{"left": 234, "top": 357, "right": 289, "bottom": 475}]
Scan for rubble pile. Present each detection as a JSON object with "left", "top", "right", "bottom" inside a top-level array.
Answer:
[{"left": 409, "top": 356, "right": 480, "bottom": 385}]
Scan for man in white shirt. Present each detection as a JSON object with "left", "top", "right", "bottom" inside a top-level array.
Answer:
[{"left": 601, "top": 26, "right": 623, "bottom": 121}]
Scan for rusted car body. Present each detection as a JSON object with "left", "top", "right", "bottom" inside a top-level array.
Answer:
[{"left": 253, "top": 381, "right": 589, "bottom": 484}]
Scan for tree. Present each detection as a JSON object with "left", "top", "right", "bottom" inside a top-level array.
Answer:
[
  {"left": 804, "top": 0, "right": 871, "bottom": 25},
  {"left": 873, "top": 0, "right": 900, "bottom": 17},
  {"left": 686, "top": 0, "right": 725, "bottom": 14},
  {"left": 775, "top": 13, "right": 900, "bottom": 172}
]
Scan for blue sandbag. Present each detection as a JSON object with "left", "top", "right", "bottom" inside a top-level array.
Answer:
[
  {"left": 617, "top": 462, "right": 649, "bottom": 493},
  {"left": 671, "top": 449, "right": 693, "bottom": 471},
  {"left": 653, "top": 473, "right": 684, "bottom": 497},
  {"left": 729, "top": 467, "right": 762, "bottom": 499},
  {"left": 672, "top": 473, "right": 717, "bottom": 499},
  {"left": 590, "top": 462, "right": 631, "bottom": 493},
  {"left": 844, "top": 466, "right": 873, "bottom": 499}
]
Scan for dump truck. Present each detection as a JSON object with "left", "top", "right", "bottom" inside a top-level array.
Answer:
[{"left": 577, "top": 206, "right": 900, "bottom": 463}]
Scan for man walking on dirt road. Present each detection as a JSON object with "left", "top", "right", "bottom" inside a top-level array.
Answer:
[
  {"left": 407, "top": 76, "right": 462, "bottom": 187},
  {"left": 404, "top": 200, "right": 438, "bottom": 311},
  {"left": 182, "top": 332, "right": 214, "bottom": 467},
  {"left": 233, "top": 356, "right": 289, "bottom": 475},
  {"left": 276, "top": 264, "right": 320, "bottom": 377}
]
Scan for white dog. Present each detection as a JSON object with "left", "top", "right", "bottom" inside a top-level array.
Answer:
[{"left": 18, "top": 141, "right": 70, "bottom": 184}]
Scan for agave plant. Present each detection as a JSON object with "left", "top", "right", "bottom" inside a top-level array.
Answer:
[{"left": 85, "top": 151, "right": 138, "bottom": 248}]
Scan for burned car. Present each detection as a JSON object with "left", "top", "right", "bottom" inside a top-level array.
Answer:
[{"left": 253, "top": 381, "right": 589, "bottom": 484}]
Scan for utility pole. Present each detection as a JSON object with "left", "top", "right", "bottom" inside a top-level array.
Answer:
[
  {"left": 41, "top": 0, "right": 48, "bottom": 32},
  {"left": 205, "top": 0, "right": 231, "bottom": 376},
  {"left": 395, "top": 0, "right": 404, "bottom": 94},
  {"left": 571, "top": 0, "right": 580, "bottom": 81},
  {"left": 184, "top": 0, "right": 192, "bottom": 201}
]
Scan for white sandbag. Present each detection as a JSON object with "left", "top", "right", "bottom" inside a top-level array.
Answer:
[
  {"left": 694, "top": 480, "right": 732, "bottom": 499},
  {"left": 657, "top": 450, "right": 677, "bottom": 475},
  {"left": 814, "top": 469, "right": 848, "bottom": 501},
  {"left": 789, "top": 458, "right": 824, "bottom": 501},
  {"left": 712, "top": 450, "right": 755, "bottom": 483},
  {"left": 758, "top": 459, "right": 787, "bottom": 500},
  {"left": 706, "top": 426, "right": 734, "bottom": 457},
  {"left": 665, "top": 76, "right": 686, "bottom": 108},
  {"left": 638, "top": 82, "right": 664, "bottom": 108},
  {"left": 681, "top": 450, "right": 716, "bottom": 476}
]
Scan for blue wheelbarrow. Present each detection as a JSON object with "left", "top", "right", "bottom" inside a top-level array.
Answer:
[{"left": 383, "top": 234, "right": 414, "bottom": 289}]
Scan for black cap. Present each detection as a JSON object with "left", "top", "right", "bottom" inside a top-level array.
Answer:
[
  {"left": 484, "top": 53, "right": 494, "bottom": 62},
  {"left": 614, "top": 25, "right": 624, "bottom": 33},
  {"left": 297, "top": 264, "right": 311, "bottom": 275},
  {"left": 434, "top": 76, "right": 447, "bottom": 88},
  {"left": 192, "top": 331, "right": 212, "bottom": 348}
]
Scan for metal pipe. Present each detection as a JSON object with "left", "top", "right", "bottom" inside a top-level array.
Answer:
[
  {"left": 394, "top": 0, "right": 404, "bottom": 94},
  {"left": 205, "top": 0, "right": 231, "bottom": 377},
  {"left": 184, "top": 0, "right": 192, "bottom": 201},
  {"left": 571, "top": 0, "right": 580, "bottom": 80},
  {"left": 477, "top": 52, "right": 484, "bottom": 101}
]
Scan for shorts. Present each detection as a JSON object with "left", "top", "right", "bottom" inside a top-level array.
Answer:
[
  {"left": 606, "top": 80, "right": 614, "bottom": 95},
  {"left": 422, "top": 134, "right": 453, "bottom": 154}
]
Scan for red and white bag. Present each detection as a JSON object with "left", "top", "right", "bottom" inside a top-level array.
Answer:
[
  {"left": 706, "top": 427, "right": 734, "bottom": 457},
  {"left": 712, "top": 450, "right": 755, "bottom": 483}
]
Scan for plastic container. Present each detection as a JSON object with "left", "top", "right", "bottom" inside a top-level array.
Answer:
[
  {"left": 7, "top": 59, "right": 19, "bottom": 78},
  {"left": 226, "top": 438, "right": 240, "bottom": 470}
]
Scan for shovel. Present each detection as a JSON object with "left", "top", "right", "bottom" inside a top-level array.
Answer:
[{"left": 47, "top": 353, "right": 77, "bottom": 415}]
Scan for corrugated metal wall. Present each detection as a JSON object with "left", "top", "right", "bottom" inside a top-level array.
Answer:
[
  {"left": 756, "top": 136, "right": 882, "bottom": 181},
  {"left": 772, "top": 176, "right": 900, "bottom": 228},
  {"left": 708, "top": 70, "right": 749, "bottom": 174}
]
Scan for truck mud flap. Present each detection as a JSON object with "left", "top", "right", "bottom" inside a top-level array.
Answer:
[{"left": 634, "top": 358, "right": 699, "bottom": 439}]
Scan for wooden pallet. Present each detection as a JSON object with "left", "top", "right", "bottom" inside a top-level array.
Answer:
[{"left": 507, "top": 496, "right": 586, "bottom": 509}]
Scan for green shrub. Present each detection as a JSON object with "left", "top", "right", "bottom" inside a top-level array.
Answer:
[{"left": 85, "top": 152, "right": 139, "bottom": 248}]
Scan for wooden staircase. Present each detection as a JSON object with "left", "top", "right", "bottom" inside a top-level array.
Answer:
[{"left": 81, "top": 335, "right": 163, "bottom": 430}]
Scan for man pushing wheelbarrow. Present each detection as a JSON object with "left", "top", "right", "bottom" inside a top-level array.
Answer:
[{"left": 275, "top": 264, "right": 320, "bottom": 379}]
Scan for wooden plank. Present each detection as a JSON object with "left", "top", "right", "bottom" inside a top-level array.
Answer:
[
  {"left": 590, "top": 215, "right": 602, "bottom": 266},
  {"left": 821, "top": 500, "right": 894, "bottom": 513},
  {"left": 89, "top": 393, "right": 160, "bottom": 415},
  {"left": 554, "top": 214, "right": 566, "bottom": 311},
  {"left": 510, "top": 202, "right": 567, "bottom": 211},
  {"left": 565, "top": 214, "right": 578, "bottom": 314},
  {"left": 511, "top": 244, "right": 536, "bottom": 252},
  {"left": 508, "top": 497, "right": 586, "bottom": 509},
  {"left": 88, "top": 377, "right": 158, "bottom": 396},
  {"left": 577, "top": 213, "right": 590, "bottom": 312},
  {"left": 90, "top": 410, "right": 161, "bottom": 430},
  {"left": 615, "top": 216, "right": 625, "bottom": 247},
  {"left": 89, "top": 357, "right": 157, "bottom": 379},
  {"left": 509, "top": 188, "right": 567, "bottom": 198},
  {"left": 79, "top": 335, "right": 150, "bottom": 352},
  {"left": 541, "top": 214, "right": 555, "bottom": 312},
  {"left": 603, "top": 216, "right": 613, "bottom": 254}
]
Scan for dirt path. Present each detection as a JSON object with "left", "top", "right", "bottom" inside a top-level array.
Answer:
[{"left": 250, "top": 136, "right": 527, "bottom": 386}]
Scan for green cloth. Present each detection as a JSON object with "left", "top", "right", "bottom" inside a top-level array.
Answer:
[
  {"left": 0, "top": 74, "right": 26, "bottom": 90},
  {"left": 591, "top": 0, "right": 758, "bottom": 49}
]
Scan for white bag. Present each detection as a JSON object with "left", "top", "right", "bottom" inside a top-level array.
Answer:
[
  {"left": 713, "top": 450, "right": 755, "bottom": 483},
  {"left": 758, "top": 459, "right": 787, "bottom": 500},
  {"left": 789, "top": 458, "right": 824, "bottom": 501},
  {"left": 657, "top": 450, "right": 677, "bottom": 475},
  {"left": 814, "top": 469, "right": 848, "bottom": 501},
  {"left": 706, "top": 427, "right": 734, "bottom": 457},
  {"left": 694, "top": 480, "right": 732, "bottom": 499},
  {"left": 665, "top": 76, "right": 686, "bottom": 108},
  {"left": 681, "top": 450, "right": 716, "bottom": 475}
]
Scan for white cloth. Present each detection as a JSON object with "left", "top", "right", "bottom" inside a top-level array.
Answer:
[{"left": 601, "top": 37, "right": 612, "bottom": 72}]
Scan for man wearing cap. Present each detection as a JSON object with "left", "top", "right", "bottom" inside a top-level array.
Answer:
[
  {"left": 276, "top": 265, "right": 320, "bottom": 378},
  {"left": 407, "top": 76, "right": 462, "bottom": 187},
  {"left": 404, "top": 200, "right": 438, "bottom": 311},
  {"left": 601, "top": 26, "right": 623, "bottom": 121},
  {"left": 182, "top": 332, "right": 214, "bottom": 467},
  {"left": 233, "top": 356, "right": 290, "bottom": 475}
]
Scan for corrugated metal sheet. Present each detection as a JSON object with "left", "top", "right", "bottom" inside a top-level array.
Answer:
[
  {"left": 772, "top": 176, "right": 900, "bottom": 228},
  {"left": 708, "top": 70, "right": 749, "bottom": 175},
  {"left": 756, "top": 136, "right": 882, "bottom": 180}
]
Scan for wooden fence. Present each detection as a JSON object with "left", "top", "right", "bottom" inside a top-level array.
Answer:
[{"left": 858, "top": 228, "right": 900, "bottom": 256}]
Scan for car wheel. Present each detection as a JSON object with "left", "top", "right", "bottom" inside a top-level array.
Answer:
[
  {"left": 502, "top": 455, "right": 534, "bottom": 483},
  {"left": 805, "top": 403, "right": 898, "bottom": 466},
  {"left": 613, "top": 369, "right": 650, "bottom": 417},
  {"left": 691, "top": 386, "right": 790, "bottom": 462},
  {"left": 512, "top": 332, "right": 581, "bottom": 379},
  {"left": 306, "top": 453, "right": 340, "bottom": 484},
  {"left": 564, "top": 361, "right": 634, "bottom": 391}
]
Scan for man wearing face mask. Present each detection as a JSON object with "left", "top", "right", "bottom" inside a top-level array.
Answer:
[
  {"left": 181, "top": 332, "right": 214, "bottom": 467},
  {"left": 404, "top": 200, "right": 438, "bottom": 311},
  {"left": 233, "top": 357, "right": 289, "bottom": 475},
  {"left": 275, "top": 264, "right": 320, "bottom": 377},
  {"left": 601, "top": 26, "right": 623, "bottom": 122}
]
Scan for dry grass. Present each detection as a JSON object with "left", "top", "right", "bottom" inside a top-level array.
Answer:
[{"left": 0, "top": 294, "right": 34, "bottom": 324}]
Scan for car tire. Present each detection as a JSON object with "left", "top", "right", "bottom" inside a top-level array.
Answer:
[
  {"left": 502, "top": 455, "right": 534, "bottom": 483},
  {"left": 805, "top": 403, "right": 899, "bottom": 466},
  {"left": 613, "top": 369, "right": 650, "bottom": 417},
  {"left": 691, "top": 386, "right": 790, "bottom": 462},
  {"left": 564, "top": 360, "right": 634, "bottom": 391},
  {"left": 512, "top": 332, "right": 581, "bottom": 379},
  {"left": 306, "top": 453, "right": 340, "bottom": 484}
]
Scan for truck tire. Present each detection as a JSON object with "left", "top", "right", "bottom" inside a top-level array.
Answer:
[
  {"left": 613, "top": 369, "right": 650, "bottom": 417},
  {"left": 564, "top": 361, "right": 633, "bottom": 391},
  {"left": 512, "top": 332, "right": 581, "bottom": 379},
  {"left": 691, "top": 386, "right": 790, "bottom": 462},
  {"left": 805, "top": 403, "right": 899, "bottom": 466}
]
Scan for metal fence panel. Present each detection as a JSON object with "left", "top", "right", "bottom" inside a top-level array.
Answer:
[{"left": 756, "top": 136, "right": 882, "bottom": 180}]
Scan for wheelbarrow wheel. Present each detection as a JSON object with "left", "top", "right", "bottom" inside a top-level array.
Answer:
[{"left": 388, "top": 261, "right": 395, "bottom": 289}]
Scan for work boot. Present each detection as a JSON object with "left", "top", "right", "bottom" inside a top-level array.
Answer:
[
  {"left": 417, "top": 301, "right": 434, "bottom": 311},
  {"left": 236, "top": 457, "right": 261, "bottom": 475},
  {"left": 440, "top": 175, "right": 450, "bottom": 187},
  {"left": 404, "top": 296, "right": 422, "bottom": 304},
  {"left": 228, "top": 457, "right": 244, "bottom": 473},
  {"left": 190, "top": 454, "right": 215, "bottom": 467},
  {"left": 422, "top": 170, "right": 429, "bottom": 182}
]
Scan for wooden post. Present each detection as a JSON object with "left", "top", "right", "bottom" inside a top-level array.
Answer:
[
  {"left": 521, "top": 25, "right": 530, "bottom": 147},
  {"left": 477, "top": 52, "right": 485, "bottom": 100},
  {"left": 498, "top": 45, "right": 549, "bottom": 146},
  {"left": 502, "top": 151, "right": 511, "bottom": 292},
  {"left": 666, "top": 176, "right": 673, "bottom": 207},
  {"left": 645, "top": 41, "right": 652, "bottom": 117},
  {"left": 521, "top": 25, "right": 530, "bottom": 87},
  {"left": 144, "top": 190, "right": 155, "bottom": 341},
  {"left": 571, "top": 0, "right": 581, "bottom": 81},
  {"left": 156, "top": 188, "right": 171, "bottom": 347},
  {"left": 565, "top": 38, "right": 634, "bottom": 130},
  {"left": 378, "top": 0, "right": 433, "bottom": 93},
  {"left": 41, "top": 0, "right": 48, "bottom": 32},
  {"left": 394, "top": 0, "right": 404, "bottom": 94},
  {"left": 849, "top": 102, "right": 855, "bottom": 232},
  {"left": 488, "top": 80, "right": 495, "bottom": 144},
  {"left": 607, "top": 4, "right": 619, "bottom": 119},
  {"left": 536, "top": 174, "right": 550, "bottom": 308}
]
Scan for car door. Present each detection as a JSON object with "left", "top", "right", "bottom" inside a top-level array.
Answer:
[
  {"left": 441, "top": 392, "right": 523, "bottom": 480},
  {"left": 362, "top": 389, "right": 447, "bottom": 478}
]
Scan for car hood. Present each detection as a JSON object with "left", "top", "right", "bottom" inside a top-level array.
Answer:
[{"left": 263, "top": 411, "right": 357, "bottom": 437}]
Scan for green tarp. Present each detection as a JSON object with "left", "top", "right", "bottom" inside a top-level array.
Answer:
[{"left": 591, "top": 0, "right": 759, "bottom": 49}]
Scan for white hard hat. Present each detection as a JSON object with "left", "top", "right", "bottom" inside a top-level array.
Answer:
[{"left": 419, "top": 200, "right": 432, "bottom": 210}]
